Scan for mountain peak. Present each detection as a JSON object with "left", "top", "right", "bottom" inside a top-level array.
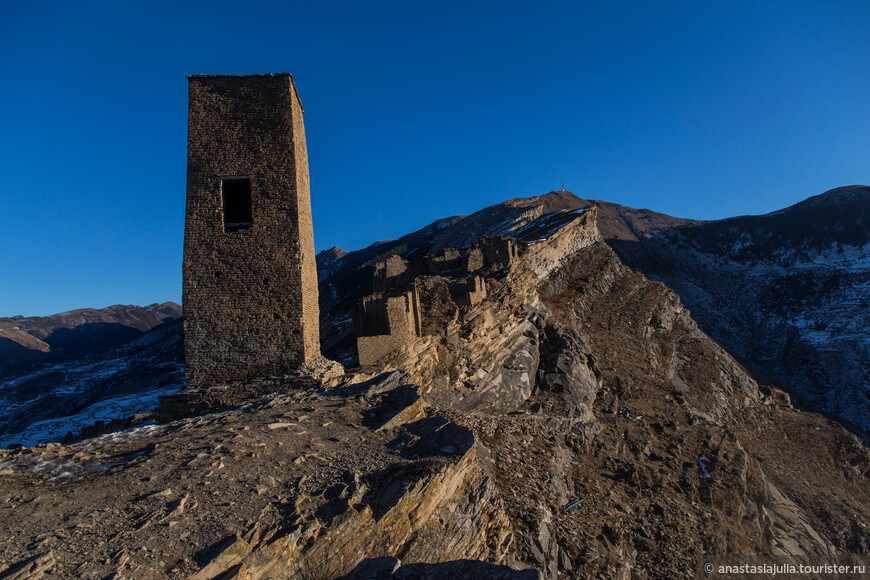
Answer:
[
  {"left": 503, "top": 189, "right": 588, "bottom": 213},
  {"left": 788, "top": 184, "right": 870, "bottom": 211},
  {"left": 316, "top": 246, "right": 348, "bottom": 269}
]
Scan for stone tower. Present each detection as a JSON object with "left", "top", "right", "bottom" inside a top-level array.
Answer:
[{"left": 183, "top": 73, "right": 320, "bottom": 389}]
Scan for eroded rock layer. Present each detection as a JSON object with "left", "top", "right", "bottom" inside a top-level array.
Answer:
[{"left": 0, "top": 373, "right": 519, "bottom": 579}]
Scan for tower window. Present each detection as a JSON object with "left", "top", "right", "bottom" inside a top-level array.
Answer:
[{"left": 222, "top": 178, "right": 252, "bottom": 232}]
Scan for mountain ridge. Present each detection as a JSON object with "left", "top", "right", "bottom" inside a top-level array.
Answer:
[
  {"left": 601, "top": 185, "right": 870, "bottom": 433},
  {"left": 0, "top": 302, "right": 181, "bottom": 381},
  {"left": 317, "top": 186, "right": 869, "bottom": 435}
]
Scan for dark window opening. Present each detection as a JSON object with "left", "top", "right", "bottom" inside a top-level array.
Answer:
[{"left": 222, "top": 178, "right": 252, "bottom": 232}]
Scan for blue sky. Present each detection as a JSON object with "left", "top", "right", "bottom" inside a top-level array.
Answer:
[{"left": 1, "top": 1, "right": 868, "bottom": 316}]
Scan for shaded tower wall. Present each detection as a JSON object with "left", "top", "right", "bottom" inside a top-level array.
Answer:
[{"left": 183, "top": 73, "right": 320, "bottom": 389}]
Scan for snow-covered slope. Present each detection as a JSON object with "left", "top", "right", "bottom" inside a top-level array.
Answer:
[
  {"left": 0, "top": 320, "right": 184, "bottom": 447},
  {"left": 604, "top": 185, "right": 870, "bottom": 433}
]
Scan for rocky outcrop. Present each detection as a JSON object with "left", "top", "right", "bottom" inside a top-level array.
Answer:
[
  {"left": 193, "top": 434, "right": 512, "bottom": 579},
  {"left": 369, "top": 209, "right": 600, "bottom": 416},
  {"left": 0, "top": 372, "right": 525, "bottom": 579},
  {"left": 342, "top": 202, "right": 869, "bottom": 578}
]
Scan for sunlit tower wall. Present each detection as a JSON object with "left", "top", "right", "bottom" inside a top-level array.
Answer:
[{"left": 182, "top": 73, "right": 320, "bottom": 389}]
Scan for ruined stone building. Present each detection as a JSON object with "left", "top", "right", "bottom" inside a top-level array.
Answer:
[
  {"left": 474, "top": 236, "right": 518, "bottom": 272},
  {"left": 372, "top": 255, "right": 426, "bottom": 294},
  {"left": 182, "top": 74, "right": 320, "bottom": 389},
  {"left": 354, "top": 248, "right": 498, "bottom": 366},
  {"left": 451, "top": 276, "right": 487, "bottom": 307},
  {"left": 354, "top": 287, "right": 423, "bottom": 366}
]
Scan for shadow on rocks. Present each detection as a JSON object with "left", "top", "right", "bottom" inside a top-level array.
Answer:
[
  {"left": 337, "top": 556, "right": 541, "bottom": 579},
  {"left": 386, "top": 416, "right": 473, "bottom": 460}
]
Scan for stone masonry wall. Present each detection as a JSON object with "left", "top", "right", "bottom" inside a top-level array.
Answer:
[
  {"left": 479, "top": 237, "right": 518, "bottom": 270},
  {"left": 289, "top": 81, "right": 321, "bottom": 361},
  {"left": 465, "top": 247, "right": 484, "bottom": 273},
  {"left": 452, "top": 276, "right": 487, "bottom": 307},
  {"left": 356, "top": 288, "right": 423, "bottom": 366},
  {"left": 183, "top": 74, "right": 320, "bottom": 390}
]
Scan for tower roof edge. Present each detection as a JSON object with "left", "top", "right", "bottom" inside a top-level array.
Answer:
[{"left": 185, "top": 73, "right": 303, "bottom": 112}]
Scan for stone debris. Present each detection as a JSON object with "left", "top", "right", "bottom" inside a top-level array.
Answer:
[
  {"left": 0, "top": 372, "right": 521, "bottom": 578},
  {"left": 0, "top": 551, "right": 56, "bottom": 579}
]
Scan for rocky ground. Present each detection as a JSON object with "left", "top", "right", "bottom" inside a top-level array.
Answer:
[
  {"left": 0, "top": 371, "right": 519, "bottom": 579},
  {"left": 376, "top": 218, "right": 870, "bottom": 578}
]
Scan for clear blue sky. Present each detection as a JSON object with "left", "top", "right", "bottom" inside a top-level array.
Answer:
[{"left": 1, "top": 1, "right": 868, "bottom": 316}]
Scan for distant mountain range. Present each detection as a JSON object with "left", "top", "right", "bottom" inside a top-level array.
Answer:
[
  {"left": 0, "top": 303, "right": 182, "bottom": 446},
  {"left": 600, "top": 185, "right": 869, "bottom": 432},
  {"left": 0, "top": 302, "right": 181, "bottom": 380}
]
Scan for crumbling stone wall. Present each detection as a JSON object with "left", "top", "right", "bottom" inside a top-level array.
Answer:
[
  {"left": 427, "top": 248, "right": 462, "bottom": 274},
  {"left": 372, "top": 255, "right": 407, "bottom": 294},
  {"left": 478, "top": 236, "right": 518, "bottom": 271},
  {"left": 454, "top": 276, "right": 487, "bottom": 307},
  {"left": 354, "top": 244, "right": 507, "bottom": 366},
  {"left": 354, "top": 240, "right": 508, "bottom": 365},
  {"left": 465, "top": 247, "right": 484, "bottom": 273},
  {"left": 355, "top": 287, "right": 423, "bottom": 366},
  {"left": 354, "top": 295, "right": 389, "bottom": 337},
  {"left": 372, "top": 255, "right": 427, "bottom": 294},
  {"left": 183, "top": 74, "right": 320, "bottom": 389}
]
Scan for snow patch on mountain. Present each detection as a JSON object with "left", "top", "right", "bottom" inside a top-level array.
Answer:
[
  {"left": 510, "top": 207, "right": 590, "bottom": 243},
  {"left": 0, "top": 321, "right": 184, "bottom": 447},
  {"left": 0, "top": 377, "right": 182, "bottom": 448}
]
